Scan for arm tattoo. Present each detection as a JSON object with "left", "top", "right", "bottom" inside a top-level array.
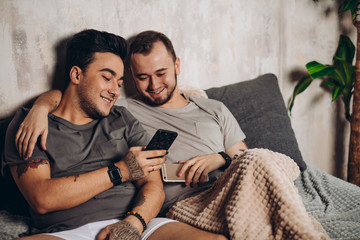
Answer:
[
  {"left": 52, "top": 101, "right": 59, "bottom": 111},
  {"left": 124, "top": 152, "right": 144, "bottom": 181},
  {"left": 133, "top": 192, "right": 146, "bottom": 208},
  {"left": 233, "top": 149, "right": 246, "bottom": 160},
  {"left": 110, "top": 220, "right": 140, "bottom": 240},
  {"left": 16, "top": 159, "right": 48, "bottom": 178},
  {"left": 66, "top": 174, "right": 80, "bottom": 182},
  {"left": 73, "top": 174, "right": 79, "bottom": 182}
]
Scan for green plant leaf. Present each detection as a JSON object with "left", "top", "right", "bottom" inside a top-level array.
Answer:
[
  {"left": 306, "top": 61, "right": 335, "bottom": 79},
  {"left": 339, "top": 0, "right": 358, "bottom": 12},
  {"left": 334, "top": 35, "right": 355, "bottom": 63},
  {"left": 332, "top": 86, "right": 345, "bottom": 101},
  {"left": 289, "top": 76, "right": 313, "bottom": 114},
  {"left": 324, "top": 81, "right": 337, "bottom": 87},
  {"left": 331, "top": 60, "right": 355, "bottom": 87}
]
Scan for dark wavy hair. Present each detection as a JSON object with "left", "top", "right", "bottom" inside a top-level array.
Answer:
[{"left": 65, "top": 29, "right": 127, "bottom": 86}]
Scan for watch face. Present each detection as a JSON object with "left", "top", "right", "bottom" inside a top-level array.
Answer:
[{"left": 110, "top": 169, "right": 121, "bottom": 179}]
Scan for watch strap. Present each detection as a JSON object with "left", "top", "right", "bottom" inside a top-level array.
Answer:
[
  {"left": 108, "top": 163, "right": 122, "bottom": 186},
  {"left": 218, "top": 151, "right": 232, "bottom": 171}
]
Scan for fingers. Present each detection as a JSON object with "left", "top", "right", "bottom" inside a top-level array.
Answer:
[
  {"left": 179, "top": 158, "right": 209, "bottom": 186},
  {"left": 145, "top": 149, "right": 167, "bottom": 159},
  {"left": 16, "top": 125, "right": 32, "bottom": 160},
  {"left": 146, "top": 163, "right": 162, "bottom": 173},
  {"left": 198, "top": 168, "right": 209, "bottom": 185},
  {"left": 145, "top": 156, "right": 165, "bottom": 173},
  {"left": 22, "top": 129, "right": 45, "bottom": 160},
  {"left": 40, "top": 129, "right": 48, "bottom": 151},
  {"left": 129, "top": 146, "right": 145, "bottom": 151},
  {"left": 15, "top": 124, "right": 48, "bottom": 160},
  {"left": 96, "top": 228, "right": 109, "bottom": 240},
  {"left": 15, "top": 124, "right": 23, "bottom": 151},
  {"left": 123, "top": 149, "right": 166, "bottom": 181}
]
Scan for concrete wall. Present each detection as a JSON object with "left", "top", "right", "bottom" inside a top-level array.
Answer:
[{"left": 0, "top": 0, "right": 354, "bottom": 178}]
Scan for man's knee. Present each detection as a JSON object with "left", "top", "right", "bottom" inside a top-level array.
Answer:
[
  {"left": 148, "top": 221, "right": 228, "bottom": 240},
  {"left": 15, "top": 234, "right": 64, "bottom": 240},
  {"left": 214, "top": 234, "right": 228, "bottom": 240}
]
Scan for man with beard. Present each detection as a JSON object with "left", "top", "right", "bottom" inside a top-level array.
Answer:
[
  {"left": 15, "top": 30, "right": 247, "bottom": 239},
  {"left": 2, "top": 29, "right": 173, "bottom": 240}
]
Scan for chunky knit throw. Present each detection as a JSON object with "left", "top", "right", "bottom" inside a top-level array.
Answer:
[{"left": 167, "top": 149, "right": 330, "bottom": 240}]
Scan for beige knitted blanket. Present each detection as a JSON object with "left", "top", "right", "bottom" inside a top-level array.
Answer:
[{"left": 167, "top": 149, "right": 330, "bottom": 240}]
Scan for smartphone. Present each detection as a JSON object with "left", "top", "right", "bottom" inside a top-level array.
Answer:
[
  {"left": 161, "top": 163, "right": 209, "bottom": 183},
  {"left": 145, "top": 129, "right": 178, "bottom": 151}
]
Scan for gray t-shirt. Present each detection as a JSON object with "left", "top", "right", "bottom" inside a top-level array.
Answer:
[
  {"left": 117, "top": 94, "right": 245, "bottom": 213},
  {"left": 2, "top": 106, "right": 149, "bottom": 233}
]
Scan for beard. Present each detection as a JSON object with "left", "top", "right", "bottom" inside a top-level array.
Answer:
[
  {"left": 78, "top": 87, "right": 110, "bottom": 119},
  {"left": 142, "top": 73, "right": 178, "bottom": 107}
]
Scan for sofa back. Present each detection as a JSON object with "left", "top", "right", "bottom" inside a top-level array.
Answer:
[{"left": 205, "top": 73, "right": 306, "bottom": 171}]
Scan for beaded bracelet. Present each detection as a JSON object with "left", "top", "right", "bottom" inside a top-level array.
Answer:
[{"left": 125, "top": 211, "right": 147, "bottom": 231}]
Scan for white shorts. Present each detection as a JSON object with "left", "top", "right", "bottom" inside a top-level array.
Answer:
[{"left": 44, "top": 217, "right": 177, "bottom": 240}]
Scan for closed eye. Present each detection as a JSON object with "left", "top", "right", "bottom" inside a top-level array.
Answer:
[{"left": 137, "top": 75, "right": 148, "bottom": 81}]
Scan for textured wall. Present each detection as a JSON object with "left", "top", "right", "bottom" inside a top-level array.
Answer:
[{"left": 0, "top": 0, "right": 354, "bottom": 178}]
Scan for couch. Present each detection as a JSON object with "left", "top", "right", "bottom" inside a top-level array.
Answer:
[{"left": 1, "top": 73, "right": 360, "bottom": 239}]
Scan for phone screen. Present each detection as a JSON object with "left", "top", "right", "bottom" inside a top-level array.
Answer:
[{"left": 145, "top": 129, "right": 178, "bottom": 151}]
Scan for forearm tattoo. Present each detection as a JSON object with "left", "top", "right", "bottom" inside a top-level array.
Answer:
[
  {"left": 53, "top": 101, "right": 59, "bottom": 111},
  {"left": 133, "top": 192, "right": 146, "bottom": 208},
  {"left": 233, "top": 149, "right": 246, "bottom": 160},
  {"left": 65, "top": 174, "right": 80, "bottom": 182},
  {"left": 124, "top": 152, "right": 144, "bottom": 181},
  {"left": 110, "top": 220, "right": 140, "bottom": 240},
  {"left": 16, "top": 159, "right": 48, "bottom": 178}
]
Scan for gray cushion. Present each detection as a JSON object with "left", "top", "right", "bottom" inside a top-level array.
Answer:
[{"left": 205, "top": 73, "right": 306, "bottom": 171}]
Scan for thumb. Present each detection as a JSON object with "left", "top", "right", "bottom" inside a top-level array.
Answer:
[
  {"left": 96, "top": 228, "right": 109, "bottom": 240},
  {"left": 40, "top": 129, "right": 48, "bottom": 151}
]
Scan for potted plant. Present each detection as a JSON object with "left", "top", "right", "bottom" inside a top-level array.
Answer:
[{"left": 290, "top": 0, "right": 360, "bottom": 185}]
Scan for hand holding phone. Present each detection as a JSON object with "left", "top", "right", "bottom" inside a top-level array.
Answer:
[
  {"left": 145, "top": 129, "right": 178, "bottom": 151},
  {"left": 161, "top": 163, "right": 209, "bottom": 182}
]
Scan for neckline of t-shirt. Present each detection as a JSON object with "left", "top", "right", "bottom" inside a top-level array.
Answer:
[
  {"left": 48, "top": 113, "right": 99, "bottom": 130},
  {"left": 154, "top": 101, "right": 198, "bottom": 113}
]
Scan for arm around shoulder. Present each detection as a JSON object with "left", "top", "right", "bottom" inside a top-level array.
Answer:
[{"left": 16, "top": 89, "right": 63, "bottom": 160}]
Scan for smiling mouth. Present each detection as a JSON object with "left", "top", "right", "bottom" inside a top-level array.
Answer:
[
  {"left": 148, "top": 88, "right": 165, "bottom": 95},
  {"left": 102, "top": 97, "right": 113, "bottom": 103}
]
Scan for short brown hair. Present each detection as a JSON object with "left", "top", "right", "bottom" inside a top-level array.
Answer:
[{"left": 129, "top": 30, "right": 176, "bottom": 62}]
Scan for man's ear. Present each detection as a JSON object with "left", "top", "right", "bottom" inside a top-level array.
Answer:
[
  {"left": 175, "top": 57, "right": 180, "bottom": 75},
  {"left": 69, "top": 66, "right": 82, "bottom": 84}
]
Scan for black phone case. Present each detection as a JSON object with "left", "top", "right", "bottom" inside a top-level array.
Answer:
[{"left": 145, "top": 129, "right": 178, "bottom": 150}]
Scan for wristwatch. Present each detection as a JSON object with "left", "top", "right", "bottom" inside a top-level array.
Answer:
[
  {"left": 108, "top": 163, "right": 122, "bottom": 186},
  {"left": 218, "top": 151, "right": 232, "bottom": 171}
]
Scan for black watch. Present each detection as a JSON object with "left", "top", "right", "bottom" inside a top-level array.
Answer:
[
  {"left": 218, "top": 151, "right": 232, "bottom": 171},
  {"left": 108, "top": 163, "right": 122, "bottom": 186}
]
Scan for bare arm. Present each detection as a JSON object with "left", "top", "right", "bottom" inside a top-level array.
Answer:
[
  {"left": 178, "top": 140, "right": 248, "bottom": 186},
  {"left": 16, "top": 90, "right": 62, "bottom": 160},
  {"left": 10, "top": 147, "right": 166, "bottom": 214},
  {"left": 97, "top": 170, "right": 165, "bottom": 239},
  {"left": 225, "top": 140, "right": 248, "bottom": 159}
]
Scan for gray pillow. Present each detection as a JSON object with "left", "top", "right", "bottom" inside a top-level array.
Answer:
[{"left": 205, "top": 73, "right": 306, "bottom": 171}]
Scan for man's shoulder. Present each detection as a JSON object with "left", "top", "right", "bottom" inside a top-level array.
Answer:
[
  {"left": 8, "top": 107, "right": 29, "bottom": 130},
  {"left": 188, "top": 95, "right": 226, "bottom": 109},
  {"left": 109, "top": 105, "right": 133, "bottom": 118}
]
